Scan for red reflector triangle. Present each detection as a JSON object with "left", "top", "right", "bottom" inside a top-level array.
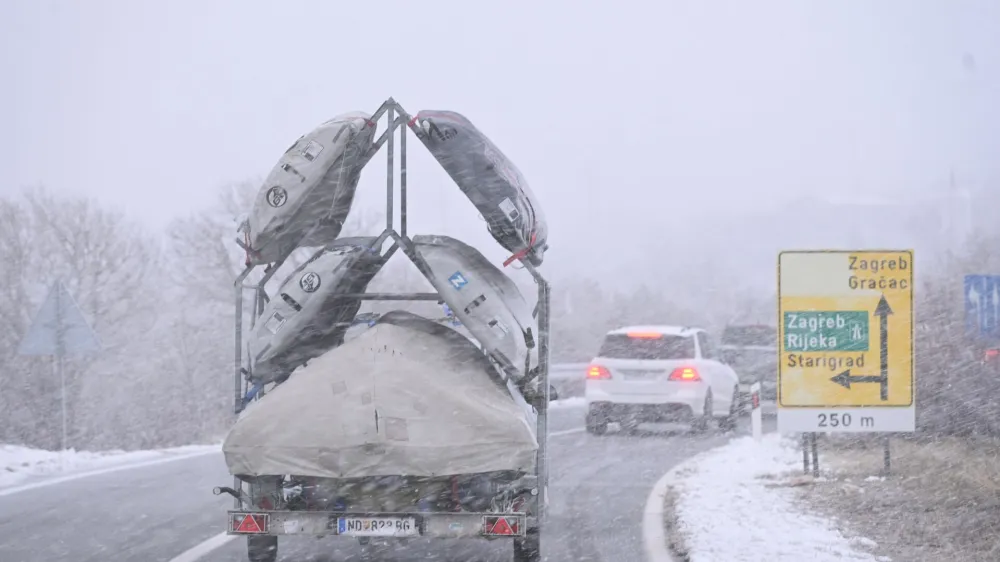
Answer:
[
  {"left": 491, "top": 517, "right": 514, "bottom": 536},
  {"left": 236, "top": 514, "right": 263, "bottom": 533}
]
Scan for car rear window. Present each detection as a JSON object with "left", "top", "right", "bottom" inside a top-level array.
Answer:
[{"left": 597, "top": 334, "right": 695, "bottom": 360}]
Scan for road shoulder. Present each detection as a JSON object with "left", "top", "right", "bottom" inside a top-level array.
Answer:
[
  {"left": 797, "top": 435, "right": 1000, "bottom": 562},
  {"left": 657, "top": 433, "right": 886, "bottom": 562}
]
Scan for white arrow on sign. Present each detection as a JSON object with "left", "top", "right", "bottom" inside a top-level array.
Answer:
[
  {"left": 969, "top": 281, "right": 983, "bottom": 331},
  {"left": 993, "top": 280, "right": 1000, "bottom": 333}
]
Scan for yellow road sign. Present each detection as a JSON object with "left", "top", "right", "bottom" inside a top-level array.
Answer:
[{"left": 778, "top": 250, "right": 914, "bottom": 408}]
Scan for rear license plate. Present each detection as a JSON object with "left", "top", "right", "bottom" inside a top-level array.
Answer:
[
  {"left": 622, "top": 370, "right": 662, "bottom": 380},
  {"left": 337, "top": 517, "right": 418, "bottom": 537}
]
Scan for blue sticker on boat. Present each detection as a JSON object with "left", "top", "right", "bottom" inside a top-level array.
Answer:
[{"left": 448, "top": 272, "right": 469, "bottom": 290}]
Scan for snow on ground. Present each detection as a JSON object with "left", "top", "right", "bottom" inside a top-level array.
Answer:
[
  {"left": 549, "top": 397, "right": 586, "bottom": 409},
  {"left": 671, "top": 433, "right": 889, "bottom": 562},
  {"left": 0, "top": 443, "right": 220, "bottom": 489}
]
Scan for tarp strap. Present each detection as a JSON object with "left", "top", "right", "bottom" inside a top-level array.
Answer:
[{"left": 502, "top": 232, "right": 537, "bottom": 267}]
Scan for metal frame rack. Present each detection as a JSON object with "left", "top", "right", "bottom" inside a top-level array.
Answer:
[{"left": 226, "top": 98, "right": 551, "bottom": 540}]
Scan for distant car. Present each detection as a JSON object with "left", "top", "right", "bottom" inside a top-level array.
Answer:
[
  {"left": 719, "top": 324, "right": 777, "bottom": 415},
  {"left": 584, "top": 325, "right": 740, "bottom": 434}
]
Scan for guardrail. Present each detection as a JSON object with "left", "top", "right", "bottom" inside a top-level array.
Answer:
[{"left": 548, "top": 363, "right": 588, "bottom": 399}]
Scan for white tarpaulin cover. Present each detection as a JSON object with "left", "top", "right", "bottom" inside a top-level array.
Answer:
[{"left": 223, "top": 312, "right": 538, "bottom": 478}]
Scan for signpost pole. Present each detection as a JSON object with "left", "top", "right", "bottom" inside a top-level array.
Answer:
[
  {"left": 750, "top": 382, "right": 762, "bottom": 442},
  {"left": 801, "top": 434, "right": 810, "bottom": 474},
  {"left": 882, "top": 435, "right": 891, "bottom": 475},
  {"left": 810, "top": 433, "right": 819, "bottom": 477},
  {"left": 54, "top": 280, "right": 68, "bottom": 456}
]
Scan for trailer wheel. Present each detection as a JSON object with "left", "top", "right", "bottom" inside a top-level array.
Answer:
[
  {"left": 247, "top": 536, "right": 277, "bottom": 562},
  {"left": 513, "top": 529, "right": 541, "bottom": 562}
]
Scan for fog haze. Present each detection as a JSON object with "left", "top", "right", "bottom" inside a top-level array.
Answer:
[{"left": 3, "top": 0, "right": 998, "bottom": 288}]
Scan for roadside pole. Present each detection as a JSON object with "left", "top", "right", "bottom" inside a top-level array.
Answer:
[
  {"left": 801, "top": 434, "right": 810, "bottom": 473},
  {"left": 882, "top": 434, "right": 891, "bottom": 475},
  {"left": 750, "top": 382, "right": 762, "bottom": 442},
  {"left": 810, "top": 433, "right": 819, "bottom": 477}
]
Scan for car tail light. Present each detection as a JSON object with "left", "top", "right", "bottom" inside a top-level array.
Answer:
[
  {"left": 669, "top": 367, "right": 701, "bottom": 381},
  {"left": 587, "top": 365, "right": 612, "bottom": 380}
]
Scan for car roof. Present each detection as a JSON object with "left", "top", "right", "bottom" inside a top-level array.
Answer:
[{"left": 606, "top": 325, "right": 703, "bottom": 337}]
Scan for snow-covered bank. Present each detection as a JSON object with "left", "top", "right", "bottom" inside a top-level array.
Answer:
[
  {"left": 669, "top": 434, "right": 888, "bottom": 562},
  {"left": 0, "top": 443, "right": 220, "bottom": 489}
]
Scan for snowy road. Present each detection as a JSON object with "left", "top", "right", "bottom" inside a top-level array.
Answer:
[{"left": 0, "top": 406, "right": 772, "bottom": 562}]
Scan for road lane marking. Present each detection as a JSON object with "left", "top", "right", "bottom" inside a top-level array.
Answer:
[
  {"left": 549, "top": 427, "right": 584, "bottom": 437},
  {"left": 168, "top": 532, "right": 235, "bottom": 562},
  {"left": 0, "top": 448, "right": 220, "bottom": 498}
]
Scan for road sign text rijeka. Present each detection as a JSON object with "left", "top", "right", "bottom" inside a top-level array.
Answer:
[{"left": 783, "top": 311, "right": 868, "bottom": 352}]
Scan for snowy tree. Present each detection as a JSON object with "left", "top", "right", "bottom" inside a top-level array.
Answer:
[{"left": 0, "top": 189, "right": 161, "bottom": 449}]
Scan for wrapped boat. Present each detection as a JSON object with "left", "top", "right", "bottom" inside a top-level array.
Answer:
[
  {"left": 411, "top": 110, "right": 548, "bottom": 266},
  {"left": 224, "top": 311, "right": 538, "bottom": 479},
  {"left": 243, "top": 111, "right": 376, "bottom": 264},
  {"left": 411, "top": 234, "right": 537, "bottom": 380},
  {"left": 247, "top": 237, "right": 386, "bottom": 385}
]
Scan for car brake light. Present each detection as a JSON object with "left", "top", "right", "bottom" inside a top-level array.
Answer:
[
  {"left": 587, "top": 365, "right": 612, "bottom": 380},
  {"left": 669, "top": 367, "right": 701, "bottom": 381},
  {"left": 626, "top": 332, "right": 662, "bottom": 339}
]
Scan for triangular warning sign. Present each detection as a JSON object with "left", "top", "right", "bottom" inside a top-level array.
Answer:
[
  {"left": 18, "top": 280, "right": 101, "bottom": 357},
  {"left": 236, "top": 514, "right": 263, "bottom": 533},
  {"left": 490, "top": 517, "right": 514, "bottom": 536}
]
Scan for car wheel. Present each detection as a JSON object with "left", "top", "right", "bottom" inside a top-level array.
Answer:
[
  {"left": 691, "top": 392, "right": 712, "bottom": 432},
  {"left": 513, "top": 529, "right": 541, "bottom": 562},
  {"left": 585, "top": 407, "right": 608, "bottom": 435},
  {"left": 718, "top": 387, "right": 739, "bottom": 432}
]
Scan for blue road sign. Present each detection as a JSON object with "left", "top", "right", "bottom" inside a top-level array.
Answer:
[
  {"left": 964, "top": 275, "right": 1000, "bottom": 339},
  {"left": 19, "top": 280, "right": 101, "bottom": 357}
]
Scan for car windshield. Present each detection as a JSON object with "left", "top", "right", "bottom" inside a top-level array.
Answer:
[{"left": 597, "top": 334, "right": 695, "bottom": 360}]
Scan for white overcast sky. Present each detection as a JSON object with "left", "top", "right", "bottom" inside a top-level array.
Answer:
[{"left": 2, "top": 0, "right": 998, "bottom": 286}]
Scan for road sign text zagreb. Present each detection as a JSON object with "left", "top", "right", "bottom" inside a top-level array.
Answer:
[
  {"left": 777, "top": 250, "right": 915, "bottom": 433},
  {"left": 784, "top": 311, "right": 868, "bottom": 352}
]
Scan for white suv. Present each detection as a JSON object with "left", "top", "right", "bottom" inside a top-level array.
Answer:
[{"left": 584, "top": 325, "right": 740, "bottom": 434}]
